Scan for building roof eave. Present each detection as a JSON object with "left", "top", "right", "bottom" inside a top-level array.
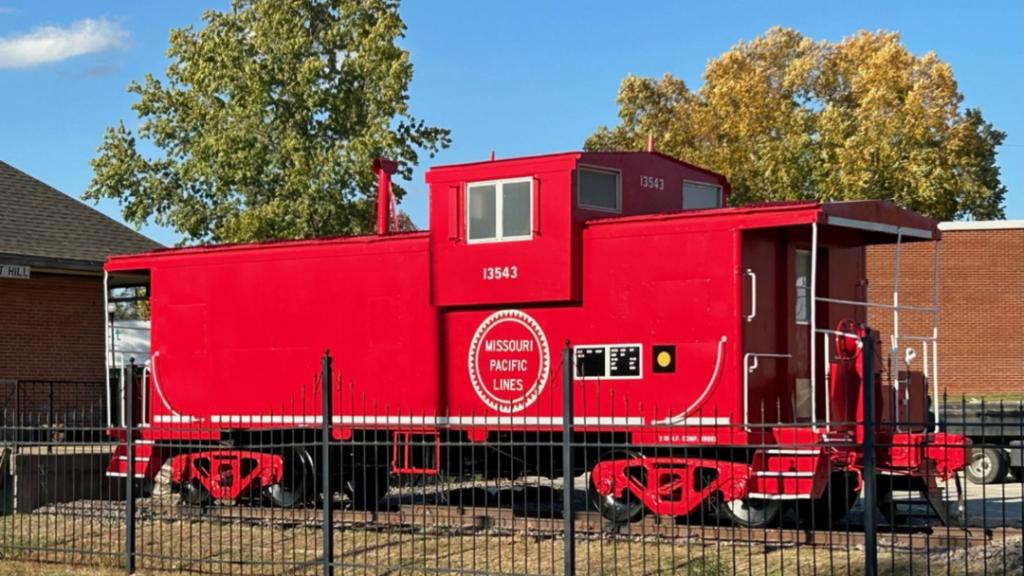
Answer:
[
  {"left": 0, "top": 252, "right": 104, "bottom": 274},
  {"left": 938, "top": 220, "right": 1024, "bottom": 232}
]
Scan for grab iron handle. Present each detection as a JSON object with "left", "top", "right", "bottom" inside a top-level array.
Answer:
[{"left": 745, "top": 268, "right": 757, "bottom": 322}]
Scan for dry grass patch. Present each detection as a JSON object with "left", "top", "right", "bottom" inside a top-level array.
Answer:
[{"left": 2, "top": 513, "right": 1021, "bottom": 575}]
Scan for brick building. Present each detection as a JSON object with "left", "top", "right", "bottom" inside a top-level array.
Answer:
[
  {"left": 866, "top": 221, "right": 1024, "bottom": 397},
  {"left": 0, "top": 161, "right": 160, "bottom": 418}
]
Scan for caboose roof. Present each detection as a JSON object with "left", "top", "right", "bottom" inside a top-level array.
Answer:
[
  {"left": 424, "top": 150, "right": 726, "bottom": 184},
  {"left": 105, "top": 230, "right": 429, "bottom": 271},
  {"left": 585, "top": 199, "right": 939, "bottom": 242},
  {"left": 107, "top": 148, "right": 937, "bottom": 273}
]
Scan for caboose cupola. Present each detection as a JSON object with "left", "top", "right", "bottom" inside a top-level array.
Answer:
[{"left": 426, "top": 150, "right": 730, "bottom": 307}]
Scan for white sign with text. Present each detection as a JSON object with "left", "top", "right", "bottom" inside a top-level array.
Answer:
[{"left": 0, "top": 264, "right": 30, "bottom": 279}]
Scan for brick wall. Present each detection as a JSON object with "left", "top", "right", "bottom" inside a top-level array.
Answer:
[
  {"left": 0, "top": 272, "right": 106, "bottom": 415},
  {"left": 0, "top": 381, "right": 106, "bottom": 425},
  {"left": 866, "top": 227, "right": 1024, "bottom": 397}
]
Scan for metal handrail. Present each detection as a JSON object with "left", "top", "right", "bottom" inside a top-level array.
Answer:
[
  {"left": 108, "top": 325, "right": 151, "bottom": 332},
  {"left": 104, "top": 271, "right": 111, "bottom": 429},
  {"left": 745, "top": 268, "right": 757, "bottom": 322},
  {"left": 141, "top": 363, "right": 150, "bottom": 427},
  {"left": 118, "top": 360, "right": 126, "bottom": 428},
  {"left": 814, "top": 328, "right": 864, "bottom": 343},
  {"left": 895, "top": 334, "right": 937, "bottom": 342},
  {"left": 814, "top": 296, "right": 937, "bottom": 313},
  {"left": 808, "top": 223, "right": 940, "bottom": 436},
  {"left": 891, "top": 332, "right": 940, "bottom": 433},
  {"left": 815, "top": 328, "right": 864, "bottom": 431},
  {"left": 742, "top": 352, "right": 791, "bottom": 431},
  {"left": 810, "top": 223, "right": 818, "bottom": 434}
]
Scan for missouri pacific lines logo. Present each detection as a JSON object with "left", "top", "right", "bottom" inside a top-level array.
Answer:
[{"left": 468, "top": 309, "right": 550, "bottom": 414}]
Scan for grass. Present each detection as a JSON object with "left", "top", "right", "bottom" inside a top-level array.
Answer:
[
  {"left": 963, "top": 393, "right": 1024, "bottom": 402},
  {"left": 1, "top": 513, "right": 1021, "bottom": 575},
  {"left": 0, "top": 561, "right": 121, "bottom": 576}
]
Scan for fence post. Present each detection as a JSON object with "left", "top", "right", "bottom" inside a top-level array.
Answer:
[
  {"left": 47, "top": 381, "right": 54, "bottom": 454},
  {"left": 321, "top": 350, "right": 334, "bottom": 576},
  {"left": 561, "top": 342, "right": 575, "bottom": 576},
  {"left": 13, "top": 380, "right": 19, "bottom": 451},
  {"left": 861, "top": 336, "right": 877, "bottom": 576},
  {"left": 125, "top": 359, "right": 136, "bottom": 575}
]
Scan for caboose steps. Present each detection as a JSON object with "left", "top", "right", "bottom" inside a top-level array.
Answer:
[
  {"left": 105, "top": 443, "right": 166, "bottom": 480},
  {"left": 748, "top": 447, "right": 829, "bottom": 498}
]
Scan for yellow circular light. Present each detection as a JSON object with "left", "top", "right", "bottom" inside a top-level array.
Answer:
[{"left": 656, "top": 351, "right": 672, "bottom": 368}]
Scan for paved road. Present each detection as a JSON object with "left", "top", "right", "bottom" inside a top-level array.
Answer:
[
  {"left": 954, "top": 475, "right": 1023, "bottom": 527},
  {"left": 883, "top": 474, "right": 1024, "bottom": 528}
]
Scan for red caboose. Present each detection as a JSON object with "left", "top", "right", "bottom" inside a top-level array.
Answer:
[{"left": 103, "top": 149, "right": 966, "bottom": 526}]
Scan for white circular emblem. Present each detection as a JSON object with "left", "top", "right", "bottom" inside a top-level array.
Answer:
[{"left": 468, "top": 309, "right": 551, "bottom": 413}]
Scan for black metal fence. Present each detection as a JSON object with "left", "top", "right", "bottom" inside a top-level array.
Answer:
[
  {"left": 0, "top": 380, "right": 106, "bottom": 446},
  {"left": 1, "top": 351, "right": 1022, "bottom": 575}
]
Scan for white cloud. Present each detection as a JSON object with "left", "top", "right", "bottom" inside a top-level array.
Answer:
[{"left": 0, "top": 18, "right": 127, "bottom": 69}]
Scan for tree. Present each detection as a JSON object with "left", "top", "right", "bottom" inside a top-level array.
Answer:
[
  {"left": 586, "top": 28, "right": 1006, "bottom": 220},
  {"left": 86, "top": 0, "right": 450, "bottom": 244}
]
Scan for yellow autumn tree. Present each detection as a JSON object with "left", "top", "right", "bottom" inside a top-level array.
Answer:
[{"left": 586, "top": 28, "right": 1006, "bottom": 220}]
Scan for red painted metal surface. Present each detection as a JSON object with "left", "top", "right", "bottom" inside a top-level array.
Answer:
[
  {"left": 591, "top": 456, "right": 751, "bottom": 517},
  {"left": 170, "top": 451, "right": 284, "bottom": 501},
  {"left": 106, "top": 443, "right": 168, "bottom": 480},
  {"left": 391, "top": 431, "right": 441, "bottom": 474},
  {"left": 426, "top": 151, "right": 730, "bottom": 307},
  {"left": 103, "top": 149, "right": 966, "bottom": 514},
  {"left": 374, "top": 158, "right": 398, "bottom": 235},
  {"left": 749, "top": 449, "right": 831, "bottom": 499},
  {"left": 111, "top": 232, "right": 437, "bottom": 425},
  {"left": 926, "top": 433, "right": 970, "bottom": 480}
]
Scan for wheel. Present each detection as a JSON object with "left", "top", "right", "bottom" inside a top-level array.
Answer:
[
  {"left": 721, "top": 497, "right": 782, "bottom": 528},
  {"left": 179, "top": 480, "right": 212, "bottom": 506},
  {"left": 264, "top": 446, "right": 315, "bottom": 507},
  {"left": 132, "top": 479, "right": 155, "bottom": 498},
  {"left": 965, "top": 447, "right": 1008, "bottom": 485},
  {"left": 342, "top": 465, "right": 390, "bottom": 510},
  {"left": 1010, "top": 467, "right": 1024, "bottom": 482},
  {"left": 589, "top": 476, "right": 646, "bottom": 524},
  {"left": 798, "top": 472, "right": 860, "bottom": 529},
  {"left": 588, "top": 450, "right": 647, "bottom": 524}
]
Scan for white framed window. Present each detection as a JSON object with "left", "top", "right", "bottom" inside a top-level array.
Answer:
[
  {"left": 577, "top": 166, "right": 621, "bottom": 212},
  {"left": 683, "top": 180, "right": 723, "bottom": 210},
  {"left": 466, "top": 177, "right": 533, "bottom": 243},
  {"left": 795, "top": 249, "right": 811, "bottom": 325}
]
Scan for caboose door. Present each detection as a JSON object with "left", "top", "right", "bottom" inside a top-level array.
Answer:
[
  {"left": 743, "top": 229, "right": 833, "bottom": 426},
  {"left": 741, "top": 229, "right": 788, "bottom": 425}
]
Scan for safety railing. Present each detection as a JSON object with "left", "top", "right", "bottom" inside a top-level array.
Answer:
[
  {"left": 809, "top": 222, "right": 941, "bottom": 434},
  {"left": 742, "top": 352, "right": 791, "bottom": 431},
  {"left": 814, "top": 327, "right": 864, "bottom": 433}
]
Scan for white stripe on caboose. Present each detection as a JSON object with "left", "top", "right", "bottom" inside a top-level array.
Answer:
[{"left": 153, "top": 414, "right": 648, "bottom": 426}]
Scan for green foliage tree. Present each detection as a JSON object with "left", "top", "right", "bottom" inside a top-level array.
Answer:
[
  {"left": 586, "top": 28, "right": 1006, "bottom": 220},
  {"left": 86, "top": 0, "right": 449, "bottom": 244}
]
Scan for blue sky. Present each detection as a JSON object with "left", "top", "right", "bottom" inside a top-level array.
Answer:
[{"left": 0, "top": 1, "right": 1020, "bottom": 246}]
